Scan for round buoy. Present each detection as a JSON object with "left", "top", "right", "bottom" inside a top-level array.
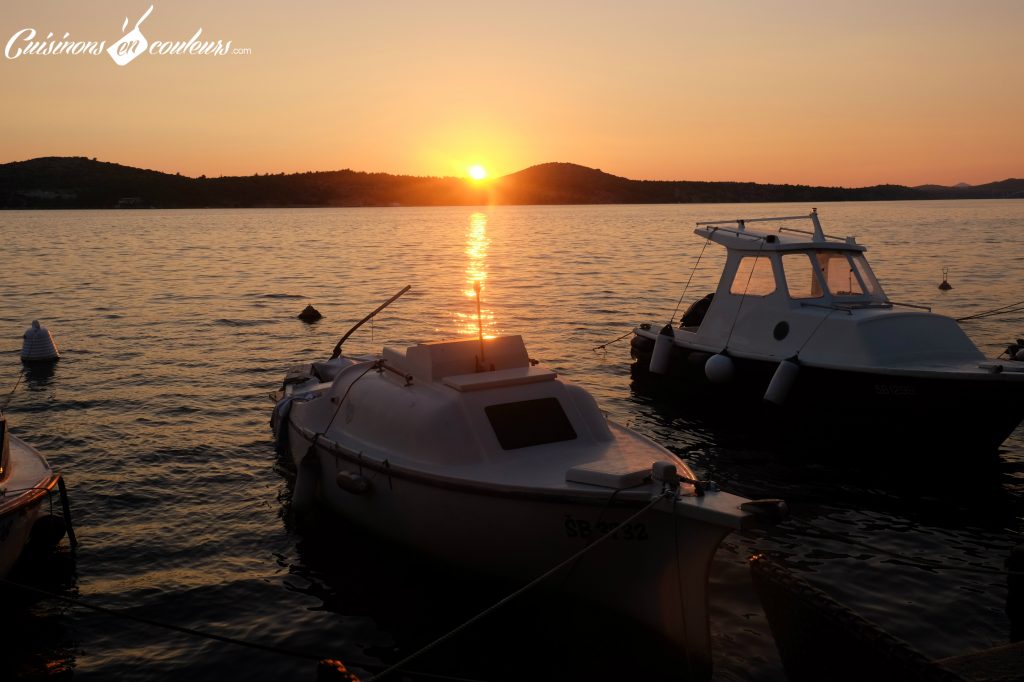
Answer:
[
  {"left": 704, "top": 353, "right": 735, "bottom": 383},
  {"left": 648, "top": 324, "right": 675, "bottom": 375},
  {"left": 21, "top": 320, "right": 60, "bottom": 363},
  {"left": 764, "top": 358, "right": 800, "bottom": 405},
  {"left": 298, "top": 305, "right": 323, "bottom": 323}
]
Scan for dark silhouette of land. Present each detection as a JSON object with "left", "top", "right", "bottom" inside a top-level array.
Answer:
[{"left": 1, "top": 156, "right": 1021, "bottom": 209}]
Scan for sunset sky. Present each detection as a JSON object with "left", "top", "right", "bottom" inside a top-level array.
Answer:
[{"left": 2, "top": 0, "right": 1021, "bottom": 186}]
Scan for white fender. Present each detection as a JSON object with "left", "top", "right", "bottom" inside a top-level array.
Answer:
[
  {"left": 764, "top": 359, "right": 800, "bottom": 405},
  {"left": 649, "top": 324, "right": 675, "bottom": 375},
  {"left": 704, "top": 353, "right": 735, "bottom": 384}
]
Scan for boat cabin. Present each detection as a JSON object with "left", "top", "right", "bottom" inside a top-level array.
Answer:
[{"left": 677, "top": 211, "right": 982, "bottom": 367}]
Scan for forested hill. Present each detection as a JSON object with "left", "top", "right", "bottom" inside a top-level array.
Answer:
[{"left": 1, "top": 157, "right": 1021, "bottom": 209}]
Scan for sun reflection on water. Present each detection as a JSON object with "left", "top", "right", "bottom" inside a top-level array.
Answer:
[{"left": 453, "top": 211, "right": 497, "bottom": 337}]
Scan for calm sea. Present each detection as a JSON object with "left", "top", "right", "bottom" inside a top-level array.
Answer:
[{"left": 1, "top": 201, "right": 1022, "bottom": 680}]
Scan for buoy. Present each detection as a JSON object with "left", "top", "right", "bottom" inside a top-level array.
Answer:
[
  {"left": 21, "top": 320, "right": 60, "bottom": 363},
  {"left": 648, "top": 324, "right": 675, "bottom": 375},
  {"left": 292, "top": 448, "right": 320, "bottom": 516},
  {"left": 764, "top": 358, "right": 800, "bottom": 405},
  {"left": 938, "top": 267, "right": 952, "bottom": 291},
  {"left": 704, "top": 353, "right": 735, "bottom": 383},
  {"left": 298, "top": 304, "right": 323, "bottom": 323}
]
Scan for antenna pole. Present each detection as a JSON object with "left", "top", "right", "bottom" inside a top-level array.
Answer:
[{"left": 330, "top": 285, "right": 411, "bottom": 359}]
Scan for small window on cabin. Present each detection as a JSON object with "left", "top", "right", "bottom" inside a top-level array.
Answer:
[
  {"left": 816, "top": 251, "right": 864, "bottom": 297},
  {"left": 485, "top": 398, "right": 577, "bottom": 450},
  {"left": 782, "top": 253, "right": 823, "bottom": 299},
  {"left": 851, "top": 253, "right": 881, "bottom": 296},
  {"left": 729, "top": 256, "right": 776, "bottom": 296}
]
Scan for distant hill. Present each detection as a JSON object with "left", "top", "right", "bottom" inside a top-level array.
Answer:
[{"left": 0, "top": 157, "right": 1021, "bottom": 209}]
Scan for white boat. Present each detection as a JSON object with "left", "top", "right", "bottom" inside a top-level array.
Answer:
[
  {"left": 0, "top": 412, "right": 65, "bottom": 577},
  {"left": 631, "top": 210, "right": 1024, "bottom": 453},
  {"left": 272, "top": 323, "right": 785, "bottom": 678}
]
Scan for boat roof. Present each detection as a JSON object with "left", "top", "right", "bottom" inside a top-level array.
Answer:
[{"left": 695, "top": 210, "right": 866, "bottom": 253}]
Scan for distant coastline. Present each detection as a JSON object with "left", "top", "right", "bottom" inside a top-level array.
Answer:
[{"left": 1, "top": 157, "right": 1021, "bottom": 209}]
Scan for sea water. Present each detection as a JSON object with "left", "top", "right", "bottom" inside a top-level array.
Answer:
[{"left": 1, "top": 200, "right": 1022, "bottom": 680}]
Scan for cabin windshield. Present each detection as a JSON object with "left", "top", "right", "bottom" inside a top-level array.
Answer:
[{"left": 781, "top": 250, "right": 885, "bottom": 301}]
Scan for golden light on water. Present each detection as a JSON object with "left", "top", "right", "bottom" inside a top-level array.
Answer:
[{"left": 453, "top": 211, "right": 496, "bottom": 337}]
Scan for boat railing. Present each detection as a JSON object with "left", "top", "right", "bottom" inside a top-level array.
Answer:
[{"left": 696, "top": 209, "right": 853, "bottom": 244}]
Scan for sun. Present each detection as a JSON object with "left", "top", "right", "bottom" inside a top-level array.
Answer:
[{"left": 468, "top": 164, "right": 488, "bottom": 181}]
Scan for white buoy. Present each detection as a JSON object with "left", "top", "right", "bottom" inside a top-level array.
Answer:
[
  {"left": 704, "top": 353, "right": 735, "bottom": 383},
  {"left": 764, "top": 359, "right": 800, "bottom": 405},
  {"left": 21, "top": 320, "right": 60, "bottom": 363},
  {"left": 649, "top": 324, "right": 675, "bottom": 375}
]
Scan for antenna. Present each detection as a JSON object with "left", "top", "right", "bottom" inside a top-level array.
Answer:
[{"left": 474, "top": 281, "right": 486, "bottom": 369}]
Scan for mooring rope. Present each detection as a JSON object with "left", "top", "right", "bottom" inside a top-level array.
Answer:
[
  {"left": 956, "top": 298, "right": 1024, "bottom": 322},
  {"left": 669, "top": 237, "right": 712, "bottom": 324},
  {"left": 591, "top": 329, "right": 634, "bottom": 354},
  {"left": 1, "top": 367, "right": 25, "bottom": 410},
  {"left": 0, "top": 577, "right": 490, "bottom": 682},
  {"left": 365, "top": 490, "right": 672, "bottom": 682}
]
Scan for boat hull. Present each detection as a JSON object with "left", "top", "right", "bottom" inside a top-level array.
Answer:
[
  {"left": 0, "top": 436, "right": 58, "bottom": 578},
  {"left": 630, "top": 334, "right": 1024, "bottom": 455},
  {"left": 284, "top": 419, "right": 730, "bottom": 680}
]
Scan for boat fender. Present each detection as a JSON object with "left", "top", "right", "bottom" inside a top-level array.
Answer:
[
  {"left": 29, "top": 513, "right": 67, "bottom": 548},
  {"left": 292, "top": 448, "right": 321, "bottom": 516},
  {"left": 764, "top": 358, "right": 800, "bottom": 405},
  {"left": 740, "top": 499, "right": 789, "bottom": 525},
  {"left": 704, "top": 353, "right": 735, "bottom": 384},
  {"left": 336, "top": 470, "right": 372, "bottom": 495},
  {"left": 648, "top": 324, "right": 675, "bottom": 375},
  {"left": 1016, "top": 349, "right": 1024, "bottom": 362}
]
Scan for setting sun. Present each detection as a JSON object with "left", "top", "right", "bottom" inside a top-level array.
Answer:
[{"left": 468, "top": 165, "right": 488, "bottom": 181}]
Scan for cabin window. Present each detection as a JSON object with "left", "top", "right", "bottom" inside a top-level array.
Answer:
[
  {"left": 485, "top": 398, "right": 577, "bottom": 450},
  {"left": 782, "top": 253, "right": 824, "bottom": 299},
  {"left": 815, "top": 251, "right": 864, "bottom": 297},
  {"left": 850, "top": 254, "right": 881, "bottom": 295},
  {"left": 729, "top": 256, "right": 776, "bottom": 296}
]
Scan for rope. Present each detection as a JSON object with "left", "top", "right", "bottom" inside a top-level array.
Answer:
[
  {"left": 591, "top": 329, "right": 633, "bottom": 354},
  {"left": 0, "top": 577, "right": 490, "bottom": 682},
  {"left": 365, "top": 491, "right": 672, "bottom": 682},
  {"left": 321, "top": 361, "right": 380, "bottom": 435},
  {"left": 0, "top": 576, "right": 324, "bottom": 660},
  {"left": 669, "top": 238, "right": 711, "bottom": 324},
  {"left": 956, "top": 298, "right": 1024, "bottom": 322},
  {"left": 1, "top": 367, "right": 25, "bottom": 410}
]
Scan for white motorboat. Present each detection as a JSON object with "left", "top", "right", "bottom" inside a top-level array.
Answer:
[
  {"left": 0, "top": 412, "right": 67, "bottom": 577},
  {"left": 272, "top": 297, "right": 785, "bottom": 679},
  {"left": 631, "top": 210, "right": 1024, "bottom": 453}
]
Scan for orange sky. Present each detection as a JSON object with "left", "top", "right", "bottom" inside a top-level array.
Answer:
[{"left": 1, "top": 0, "right": 1022, "bottom": 186}]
